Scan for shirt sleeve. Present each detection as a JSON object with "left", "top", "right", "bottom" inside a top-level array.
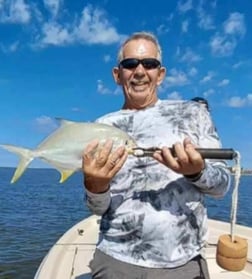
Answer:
[
  {"left": 185, "top": 162, "right": 231, "bottom": 197},
  {"left": 83, "top": 114, "right": 116, "bottom": 216},
  {"left": 186, "top": 103, "right": 231, "bottom": 197},
  {"left": 85, "top": 188, "right": 111, "bottom": 216}
]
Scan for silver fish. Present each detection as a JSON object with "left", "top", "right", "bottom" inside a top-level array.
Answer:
[{"left": 0, "top": 119, "right": 137, "bottom": 183}]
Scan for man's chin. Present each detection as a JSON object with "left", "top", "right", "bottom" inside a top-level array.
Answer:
[
  {"left": 129, "top": 88, "right": 149, "bottom": 96},
  {"left": 131, "top": 95, "right": 156, "bottom": 108}
]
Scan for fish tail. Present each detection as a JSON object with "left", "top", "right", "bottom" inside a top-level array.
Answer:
[{"left": 0, "top": 144, "right": 34, "bottom": 183}]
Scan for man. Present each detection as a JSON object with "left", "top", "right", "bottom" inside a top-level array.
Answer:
[{"left": 82, "top": 31, "right": 230, "bottom": 279}]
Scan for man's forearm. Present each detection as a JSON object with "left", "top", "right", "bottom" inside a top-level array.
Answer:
[{"left": 185, "top": 162, "right": 231, "bottom": 197}]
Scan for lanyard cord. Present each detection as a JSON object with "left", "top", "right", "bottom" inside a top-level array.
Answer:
[{"left": 230, "top": 151, "right": 241, "bottom": 242}]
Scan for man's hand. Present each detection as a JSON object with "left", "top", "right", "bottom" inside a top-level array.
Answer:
[
  {"left": 82, "top": 139, "right": 128, "bottom": 193},
  {"left": 153, "top": 138, "right": 205, "bottom": 176}
]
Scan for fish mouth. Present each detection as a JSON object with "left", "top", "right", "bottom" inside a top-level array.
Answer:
[
  {"left": 127, "top": 149, "right": 135, "bottom": 155},
  {"left": 125, "top": 140, "right": 138, "bottom": 155}
]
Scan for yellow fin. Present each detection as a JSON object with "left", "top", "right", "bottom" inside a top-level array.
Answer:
[
  {"left": 59, "top": 170, "right": 75, "bottom": 183},
  {"left": 0, "top": 144, "right": 34, "bottom": 184}
]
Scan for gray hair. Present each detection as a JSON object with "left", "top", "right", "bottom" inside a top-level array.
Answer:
[{"left": 117, "top": 31, "right": 162, "bottom": 64}]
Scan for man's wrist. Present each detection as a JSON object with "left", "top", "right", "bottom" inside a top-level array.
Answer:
[
  {"left": 84, "top": 177, "right": 109, "bottom": 194},
  {"left": 184, "top": 169, "right": 204, "bottom": 182}
]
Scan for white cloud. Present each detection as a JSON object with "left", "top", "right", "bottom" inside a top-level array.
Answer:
[
  {"left": 175, "top": 46, "right": 181, "bottom": 57},
  {"left": 177, "top": 0, "right": 193, "bottom": 14},
  {"left": 163, "top": 68, "right": 189, "bottom": 88},
  {"left": 228, "top": 97, "right": 245, "bottom": 107},
  {"left": 198, "top": 14, "right": 215, "bottom": 30},
  {"left": 113, "top": 86, "right": 122, "bottom": 95},
  {"left": 71, "top": 107, "right": 81, "bottom": 112},
  {"left": 188, "top": 67, "right": 198, "bottom": 77},
  {"left": 40, "top": 22, "right": 73, "bottom": 45},
  {"left": 210, "top": 34, "right": 237, "bottom": 57},
  {"left": 197, "top": 0, "right": 215, "bottom": 30},
  {"left": 34, "top": 115, "right": 58, "bottom": 133},
  {"left": 166, "top": 13, "right": 174, "bottom": 21},
  {"left": 0, "top": 41, "right": 19, "bottom": 52},
  {"left": 97, "top": 79, "right": 112, "bottom": 95},
  {"left": 248, "top": 94, "right": 252, "bottom": 102},
  {"left": 74, "top": 5, "right": 122, "bottom": 45},
  {"left": 0, "top": 0, "right": 31, "bottom": 23},
  {"left": 224, "top": 13, "right": 246, "bottom": 37},
  {"left": 36, "top": 115, "right": 55, "bottom": 125},
  {"left": 227, "top": 94, "right": 252, "bottom": 107},
  {"left": 181, "top": 20, "right": 189, "bottom": 33},
  {"left": 9, "top": 41, "right": 19, "bottom": 51},
  {"left": 35, "top": 5, "right": 123, "bottom": 48},
  {"left": 103, "top": 55, "right": 111, "bottom": 63},
  {"left": 202, "top": 88, "right": 214, "bottom": 97},
  {"left": 167, "top": 91, "right": 182, "bottom": 100},
  {"left": 157, "top": 14, "right": 173, "bottom": 35},
  {"left": 179, "top": 48, "right": 202, "bottom": 63},
  {"left": 43, "top": 0, "right": 62, "bottom": 18},
  {"left": 232, "top": 61, "right": 245, "bottom": 69},
  {"left": 218, "top": 79, "right": 230, "bottom": 87},
  {"left": 200, "top": 71, "right": 214, "bottom": 83},
  {"left": 156, "top": 24, "right": 169, "bottom": 35},
  {"left": 210, "top": 12, "right": 246, "bottom": 57}
]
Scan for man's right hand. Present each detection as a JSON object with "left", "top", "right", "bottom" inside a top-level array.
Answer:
[{"left": 82, "top": 139, "right": 128, "bottom": 193}]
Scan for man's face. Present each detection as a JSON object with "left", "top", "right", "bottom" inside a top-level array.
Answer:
[{"left": 113, "top": 39, "right": 166, "bottom": 109}]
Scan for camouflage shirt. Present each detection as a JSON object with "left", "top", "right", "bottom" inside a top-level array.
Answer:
[{"left": 85, "top": 99, "right": 230, "bottom": 268}]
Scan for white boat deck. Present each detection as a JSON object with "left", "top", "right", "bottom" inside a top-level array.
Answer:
[{"left": 34, "top": 215, "right": 252, "bottom": 279}]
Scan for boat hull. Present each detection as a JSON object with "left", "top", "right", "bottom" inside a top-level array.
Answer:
[{"left": 34, "top": 215, "right": 252, "bottom": 279}]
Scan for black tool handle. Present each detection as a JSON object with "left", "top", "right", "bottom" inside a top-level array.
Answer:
[{"left": 170, "top": 147, "right": 236, "bottom": 160}]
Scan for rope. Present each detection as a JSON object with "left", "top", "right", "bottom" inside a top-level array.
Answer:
[{"left": 230, "top": 151, "right": 241, "bottom": 242}]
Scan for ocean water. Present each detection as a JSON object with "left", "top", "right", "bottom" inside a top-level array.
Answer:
[{"left": 0, "top": 167, "right": 251, "bottom": 279}]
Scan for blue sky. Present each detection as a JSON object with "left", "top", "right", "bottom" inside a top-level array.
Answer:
[{"left": 0, "top": 0, "right": 251, "bottom": 169}]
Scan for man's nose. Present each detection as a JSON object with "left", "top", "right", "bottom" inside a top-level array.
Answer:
[{"left": 134, "top": 63, "right": 146, "bottom": 74}]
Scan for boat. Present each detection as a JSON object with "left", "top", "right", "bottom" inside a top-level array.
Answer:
[
  {"left": 34, "top": 214, "right": 252, "bottom": 279},
  {"left": 35, "top": 152, "right": 251, "bottom": 278}
]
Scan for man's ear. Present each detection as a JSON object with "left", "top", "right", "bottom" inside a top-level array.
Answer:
[
  {"left": 157, "top": 66, "right": 166, "bottom": 86},
  {"left": 112, "top": 67, "right": 121, "bottom": 85}
]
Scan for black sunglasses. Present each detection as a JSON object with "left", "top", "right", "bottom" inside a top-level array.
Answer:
[{"left": 119, "top": 58, "right": 161, "bottom": 70}]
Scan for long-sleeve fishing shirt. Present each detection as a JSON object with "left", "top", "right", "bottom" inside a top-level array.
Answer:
[{"left": 85, "top": 99, "right": 231, "bottom": 268}]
